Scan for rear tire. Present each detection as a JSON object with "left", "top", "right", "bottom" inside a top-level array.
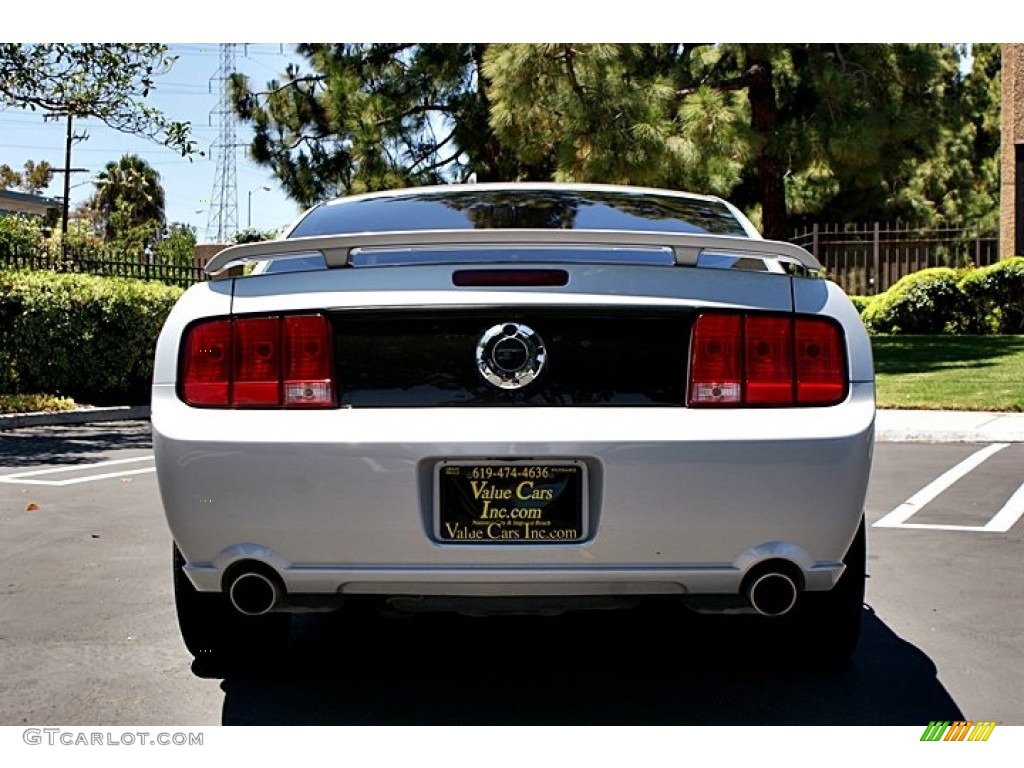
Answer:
[
  {"left": 780, "top": 517, "right": 866, "bottom": 669},
  {"left": 173, "top": 545, "right": 290, "bottom": 674}
]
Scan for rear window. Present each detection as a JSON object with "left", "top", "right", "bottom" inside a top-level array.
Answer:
[{"left": 288, "top": 188, "right": 748, "bottom": 239}]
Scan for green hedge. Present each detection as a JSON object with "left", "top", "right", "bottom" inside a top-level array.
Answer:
[
  {"left": 957, "top": 257, "right": 1024, "bottom": 334},
  {"left": 0, "top": 269, "right": 183, "bottom": 405},
  {"left": 860, "top": 258, "right": 1024, "bottom": 335},
  {"left": 861, "top": 267, "right": 963, "bottom": 334},
  {"left": 0, "top": 213, "right": 46, "bottom": 255}
]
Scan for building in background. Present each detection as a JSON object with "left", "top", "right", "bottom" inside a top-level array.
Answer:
[
  {"left": 0, "top": 189, "right": 61, "bottom": 222},
  {"left": 1001, "top": 44, "right": 1024, "bottom": 258}
]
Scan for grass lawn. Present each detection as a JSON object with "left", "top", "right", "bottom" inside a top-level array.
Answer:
[{"left": 872, "top": 335, "right": 1024, "bottom": 412}]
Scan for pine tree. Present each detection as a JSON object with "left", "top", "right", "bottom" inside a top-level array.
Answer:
[
  {"left": 231, "top": 44, "right": 999, "bottom": 237},
  {"left": 230, "top": 44, "right": 541, "bottom": 207}
]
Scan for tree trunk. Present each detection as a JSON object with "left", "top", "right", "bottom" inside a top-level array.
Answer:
[
  {"left": 746, "top": 53, "right": 787, "bottom": 240},
  {"left": 471, "top": 44, "right": 512, "bottom": 183}
]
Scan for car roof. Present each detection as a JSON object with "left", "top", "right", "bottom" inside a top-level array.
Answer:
[{"left": 318, "top": 182, "right": 730, "bottom": 207}]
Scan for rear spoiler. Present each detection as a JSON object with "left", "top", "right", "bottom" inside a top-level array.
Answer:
[{"left": 203, "top": 229, "right": 823, "bottom": 280}]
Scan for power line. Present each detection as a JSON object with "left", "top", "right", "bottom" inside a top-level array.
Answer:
[{"left": 0, "top": 142, "right": 215, "bottom": 154}]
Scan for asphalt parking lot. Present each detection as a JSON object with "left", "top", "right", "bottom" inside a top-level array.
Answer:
[{"left": 0, "top": 421, "right": 1021, "bottom": 725}]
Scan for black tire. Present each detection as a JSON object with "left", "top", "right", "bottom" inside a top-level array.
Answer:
[
  {"left": 780, "top": 517, "right": 866, "bottom": 669},
  {"left": 173, "top": 544, "right": 290, "bottom": 674}
]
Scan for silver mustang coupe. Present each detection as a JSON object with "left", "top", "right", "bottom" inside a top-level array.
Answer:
[{"left": 152, "top": 183, "right": 874, "bottom": 670}]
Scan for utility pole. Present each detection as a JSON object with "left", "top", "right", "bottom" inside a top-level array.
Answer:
[
  {"left": 47, "top": 112, "right": 89, "bottom": 258},
  {"left": 62, "top": 114, "right": 73, "bottom": 242}
]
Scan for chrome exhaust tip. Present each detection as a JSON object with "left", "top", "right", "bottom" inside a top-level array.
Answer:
[
  {"left": 747, "top": 571, "right": 798, "bottom": 617},
  {"left": 228, "top": 571, "right": 282, "bottom": 616}
]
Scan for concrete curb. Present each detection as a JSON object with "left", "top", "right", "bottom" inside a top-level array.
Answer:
[
  {"left": 0, "top": 405, "right": 151, "bottom": 431},
  {"left": 874, "top": 410, "right": 1024, "bottom": 443}
]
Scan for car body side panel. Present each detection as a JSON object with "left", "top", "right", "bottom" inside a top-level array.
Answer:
[{"left": 792, "top": 277, "right": 874, "bottom": 383}]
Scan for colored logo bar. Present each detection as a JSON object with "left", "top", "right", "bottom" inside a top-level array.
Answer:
[{"left": 921, "top": 721, "right": 997, "bottom": 741}]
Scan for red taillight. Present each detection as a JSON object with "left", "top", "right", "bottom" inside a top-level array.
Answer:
[
  {"left": 795, "top": 317, "right": 846, "bottom": 406},
  {"left": 181, "top": 314, "right": 334, "bottom": 408},
  {"left": 233, "top": 317, "right": 281, "bottom": 405},
  {"left": 282, "top": 314, "right": 333, "bottom": 407},
  {"left": 182, "top": 321, "right": 231, "bottom": 406},
  {"left": 688, "top": 314, "right": 742, "bottom": 404},
  {"left": 689, "top": 312, "right": 846, "bottom": 407},
  {"left": 744, "top": 315, "right": 794, "bottom": 404}
]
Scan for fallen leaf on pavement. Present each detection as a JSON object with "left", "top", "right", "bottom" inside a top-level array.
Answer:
[{"left": 25, "top": 502, "right": 39, "bottom": 512}]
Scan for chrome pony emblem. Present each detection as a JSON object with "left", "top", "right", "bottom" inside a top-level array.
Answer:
[{"left": 476, "top": 323, "right": 546, "bottom": 390}]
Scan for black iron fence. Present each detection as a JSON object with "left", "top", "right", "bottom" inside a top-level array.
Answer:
[
  {"left": 0, "top": 246, "right": 205, "bottom": 288},
  {"left": 1, "top": 225, "right": 1004, "bottom": 295},
  {"left": 791, "top": 222, "right": 999, "bottom": 295}
]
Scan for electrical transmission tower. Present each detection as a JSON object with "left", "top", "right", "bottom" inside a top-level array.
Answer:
[{"left": 206, "top": 44, "right": 239, "bottom": 242}]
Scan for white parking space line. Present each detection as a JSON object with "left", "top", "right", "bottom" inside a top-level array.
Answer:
[
  {"left": 983, "top": 480, "right": 1024, "bottom": 533},
  {"left": 0, "top": 455, "right": 155, "bottom": 486},
  {"left": 873, "top": 443, "right": 1011, "bottom": 531}
]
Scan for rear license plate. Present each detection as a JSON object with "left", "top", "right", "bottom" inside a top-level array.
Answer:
[{"left": 435, "top": 461, "right": 587, "bottom": 543}]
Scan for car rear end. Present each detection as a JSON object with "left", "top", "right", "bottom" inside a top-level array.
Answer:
[{"left": 152, "top": 185, "right": 874, "bottom": 667}]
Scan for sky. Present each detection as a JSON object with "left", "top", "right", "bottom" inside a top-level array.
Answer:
[{"left": 0, "top": 43, "right": 308, "bottom": 241}]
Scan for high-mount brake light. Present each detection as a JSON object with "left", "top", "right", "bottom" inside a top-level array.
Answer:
[
  {"left": 452, "top": 269, "right": 569, "bottom": 287},
  {"left": 181, "top": 314, "right": 334, "bottom": 408},
  {"left": 689, "top": 312, "right": 846, "bottom": 407}
]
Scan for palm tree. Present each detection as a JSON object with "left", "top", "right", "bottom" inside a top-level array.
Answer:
[{"left": 91, "top": 154, "right": 166, "bottom": 243}]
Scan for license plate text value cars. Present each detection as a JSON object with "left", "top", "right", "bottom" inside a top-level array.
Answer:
[{"left": 435, "top": 461, "right": 587, "bottom": 543}]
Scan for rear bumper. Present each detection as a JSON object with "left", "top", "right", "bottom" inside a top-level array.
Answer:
[
  {"left": 153, "top": 382, "right": 874, "bottom": 598},
  {"left": 180, "top": 562, "right": 845, "bottom": 598}
]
